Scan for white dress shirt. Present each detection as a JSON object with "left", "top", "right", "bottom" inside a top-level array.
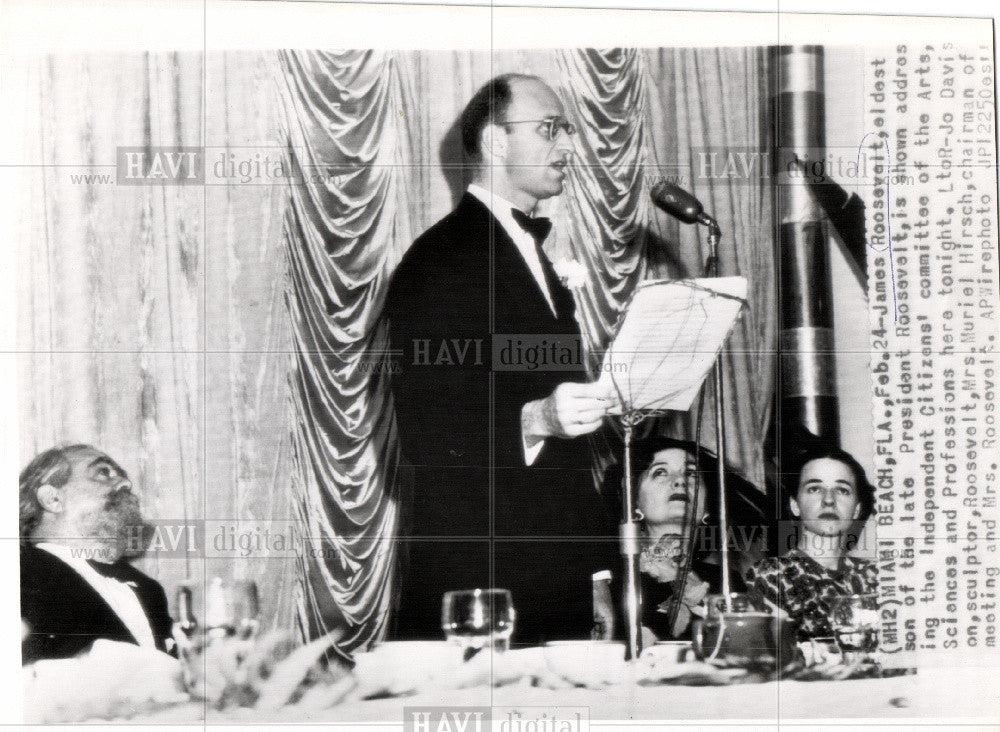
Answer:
[{"left": 35, "top": 542, "right": 157, "bottom": 649}]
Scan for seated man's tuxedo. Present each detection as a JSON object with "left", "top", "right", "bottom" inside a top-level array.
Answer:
[{"left": 20, "top": 542, "right": 174, "bottom": 664}]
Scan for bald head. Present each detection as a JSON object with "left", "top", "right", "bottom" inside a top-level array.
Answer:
[
  {"left": 460, "top": 73, "right": 546, "bottom": 163},
  {"left": 460, "top": 74, "right": 575, "bottom": 211}
]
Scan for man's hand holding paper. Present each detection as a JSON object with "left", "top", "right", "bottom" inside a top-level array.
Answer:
[
  {"left": 539, "top": 380, "right": 617, "bottom": 438},
  {"left": 522, "top": 380, "right": 616, "bottom": 456}
]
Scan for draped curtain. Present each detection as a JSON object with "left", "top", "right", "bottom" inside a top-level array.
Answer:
[
  {"left": 12, "top": 51, "right": 298, "bottom": 632},
  {"left": 645, "top": 48, "right": 776, "bottom": 482},
  {"left": 278, "top": 48, "right": 774, "bottom": 651},
  {"left": 13, "top": 47, "right": 773, "bottom": 652}
]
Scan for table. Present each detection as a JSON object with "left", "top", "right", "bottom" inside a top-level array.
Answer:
[{"left": 132, "top": 664, "right": 998, "bottom": 724}]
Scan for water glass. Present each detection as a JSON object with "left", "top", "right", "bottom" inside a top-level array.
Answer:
[{"left": 441, "top": 588, "right": 515, "bottom": 653}]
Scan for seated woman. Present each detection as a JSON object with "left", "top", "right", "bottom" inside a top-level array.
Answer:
[
  {"left": 606, "top": 436, "right": 772, "bottom": 641},
  {"left": 744, "top": 443, "right": 877, "bottom": 641}
]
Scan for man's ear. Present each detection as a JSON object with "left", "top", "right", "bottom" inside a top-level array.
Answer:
[
  {"left": 35, "top": 484, "right": 64, "bottom": 513},
  {"left": 480, "top": 123, "right": 507, "bottom": 163},
  {"left": 788, "top": 496, "right": 801, "bottom": 518}
]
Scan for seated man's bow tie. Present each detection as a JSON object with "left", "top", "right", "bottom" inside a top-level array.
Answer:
[
  {"left": 511, "top": 208, "right": 552, "bottom": 244},
  {"left": 88, "top": 559, "right": 135, "bottom": 583}
]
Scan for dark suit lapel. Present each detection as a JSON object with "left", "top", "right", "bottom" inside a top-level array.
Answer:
[
  {"left": 495, "top": 234, "right": 580, "bottom": 335},
  {"left": 24, "top": 545, "right": 139, "bottom": 645},
  {"left": 125, "top": 570, "right": 173, "bottom": 652},
  {"left": 494, "top": 232, "right": 561, "bottom": 330},
  {"left": 457, "top": 194, "right": 573, "bottom": 331}
]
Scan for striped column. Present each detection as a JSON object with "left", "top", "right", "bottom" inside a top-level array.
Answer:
[{"left": 772, "top": 45, "right": 839, "bottom": 440}]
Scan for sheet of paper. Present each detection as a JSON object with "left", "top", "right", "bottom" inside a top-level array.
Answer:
[{"left": 599, "top": 277, "right": 747, "bottom": 413}]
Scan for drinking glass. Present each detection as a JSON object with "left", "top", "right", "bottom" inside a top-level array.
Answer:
[
  {"left": 829, "top": 593, "right": 880, "bottom": 663},
  {"left": 441, "top": 589, "right": 515, "bottom": 653},
  {"left": 232, "top": 580, "right": 260, "bottom": 639},
  {"left": 201, "top": 577, "right": 260, "bottom": 640}
]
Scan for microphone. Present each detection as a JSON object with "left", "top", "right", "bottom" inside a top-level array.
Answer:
[{"left": 650, "top": 180, "right": 715, "bottom": 228}]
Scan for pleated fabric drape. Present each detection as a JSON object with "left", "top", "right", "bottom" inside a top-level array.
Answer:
[
  {"left": 278, "top": 48, "right": 774, "bottom": 651},
  {"left": 276, "top": 50, "right": 417, "bottom": 648},
  {"left": 12, "top": 52, "right": 298, "bottom": 631},
  {"left": 14, "top": 47, "right": 772, "bottom": 652},
  {"left": 645, "top": 47, "right": 776, "bottom": 486}
]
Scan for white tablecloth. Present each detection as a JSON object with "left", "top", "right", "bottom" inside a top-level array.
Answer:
[{"left": 135, "top": 665, "right": 997, "bottom": 724}]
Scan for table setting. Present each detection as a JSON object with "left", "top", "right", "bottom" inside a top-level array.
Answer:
[{"left": 27, "top": 579, "right": 991, "bottom": 725}]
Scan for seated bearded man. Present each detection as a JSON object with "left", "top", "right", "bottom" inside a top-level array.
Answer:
[{"left": 19, "top": 444, "right": 175, "bottom": 663}]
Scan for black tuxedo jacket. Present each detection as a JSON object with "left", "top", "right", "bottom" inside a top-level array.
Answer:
[
  {"left": 20, "top": 542, "right": 175, "bottom": 664},
  {"left": 385, "top": 193, "right": 617, "bottom": 645}
]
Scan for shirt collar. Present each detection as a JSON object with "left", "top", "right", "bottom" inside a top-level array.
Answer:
[
  {"left": 467, "top": 183, "right": 538, "bottom": 241},
  {"left": 35, "top": 541, "right": 86, "bottom": 565},
  {"left": 35, "top": 541, "right": 120, "bottom": 573}
]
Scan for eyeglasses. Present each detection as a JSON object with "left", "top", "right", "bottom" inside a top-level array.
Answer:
[{"left": 500, "top": 116, "right": 577, "bottom": 141}]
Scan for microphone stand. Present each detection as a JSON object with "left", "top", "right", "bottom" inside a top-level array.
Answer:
[
  {"left": 619, "top": 203, "right": 733, "bottom": 660},
  {"left": 619, "top": 412, "right": 645, "bottom": 661},
  {"left": 619, "top": 217, "right": 735, "bottom": 662},
  {"left": 702, "top": 219, "right": 734, "bottom": 614}
]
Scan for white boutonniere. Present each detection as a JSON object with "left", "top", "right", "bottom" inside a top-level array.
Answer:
[{"left": 552, "top": 258, "right": 588, "bottom": 289}]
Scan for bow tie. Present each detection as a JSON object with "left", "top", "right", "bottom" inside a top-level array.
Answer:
[
  {"left": 511, "top": 208, "right": 552, "bottom": 244},
  {"left": 88, "top": 559, "right": 135, "bottom": 583}
]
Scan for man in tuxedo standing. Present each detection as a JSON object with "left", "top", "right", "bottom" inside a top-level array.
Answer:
[
  {"left": 385, "top": 74, "right": 618, "bottom": 645},
  {"left": 19, "top": 444, "right": 174, "bottom": 663}
]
